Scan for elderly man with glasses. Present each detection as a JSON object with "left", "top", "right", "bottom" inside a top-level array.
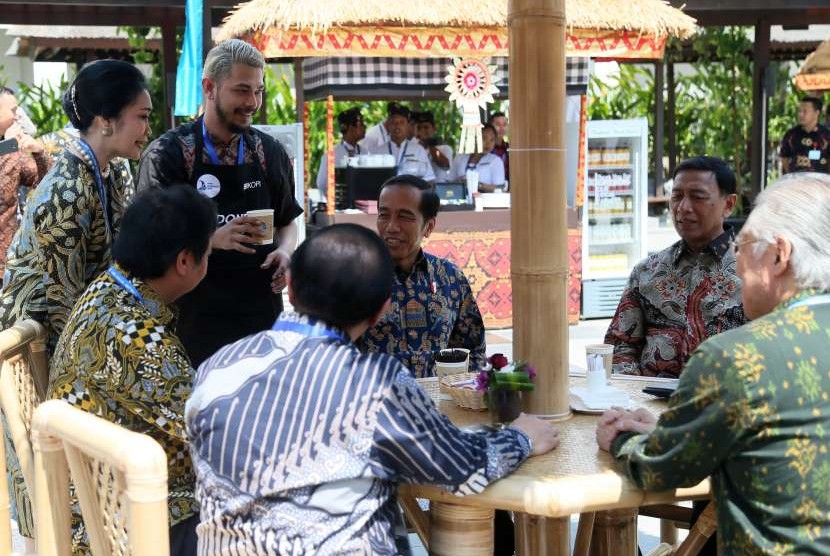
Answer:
[{"left": 597, "top": 173, "right": 830, "bottom": 555}]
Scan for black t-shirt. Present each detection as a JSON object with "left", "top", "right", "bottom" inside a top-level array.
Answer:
[
  {"left": 779, "top": 124, "right": 830, "bottom": 174},
  {"left": 136, "top": 119, "right": 303, "bottom": 228}
]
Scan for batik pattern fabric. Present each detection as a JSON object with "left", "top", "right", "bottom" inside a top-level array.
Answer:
[
  {"left": 0, "top": 138, "right": 130, "bottom": 538},
  {"left": 0, "top": 136, "right": 131, "bottom": 351},
  {"left": 604, "top": 228, "right": 746, "bottom": 378},
  {"left": 0, "top": 148, "right": 48, "bottom": 275},
  {"left": 49, "top": 266, "right": 197, "bottom": 553},
  {"left": 358, "top": 251, "right": 487, "bottom": 378},
  {"left": 186, "top": 312, "right": 530, "bottom": 556},
  {"left": 778, "top": 124, "right": 830, "bottom": 174},
  {"left": 611, "top": 289, "right": 830, "bottom": 555}
]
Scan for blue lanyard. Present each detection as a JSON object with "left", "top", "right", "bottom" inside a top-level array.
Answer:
[
  {"left": 388, "top": 140, "right": 410, "bottom": 171},
  {"left": 202, "top": 120, "right": 245, "bottom": 166},
  {"left": 342, "top": 141, "right": 360, "bottom": 156},
  {"left": 271, "top": 319, "right": 347, "bottom": 342},
  {"left": 788, "top": 294, "right": 830, "bottom": 310},
  {"left": 76, "top": 138, "right": 111, "bottom": 236},
  {"left": 107, "top": 266, "right": 145, "bottom": 307}
]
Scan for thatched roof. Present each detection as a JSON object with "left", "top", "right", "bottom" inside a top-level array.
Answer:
[
  {"left": 217, "top": 0, "right": 697, "bottom": 42},
  {"left": 795, "top": 38, "right": 830, "bottom": 91}
]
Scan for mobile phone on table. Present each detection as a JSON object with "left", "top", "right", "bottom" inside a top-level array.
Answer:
[{"left": 0, "top": 138, "right": 19, "bottom": 156}]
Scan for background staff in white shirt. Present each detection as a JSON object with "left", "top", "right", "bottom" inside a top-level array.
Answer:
[
  {"left": 315, "top": 107, "right": 366, "bottom": 192},
  {"left": 368, "top": 103, "right": 436, "bottom": 182},
  {"left": 359, "top": 101, "right": 407, "bottom": 151},
  {"left": 450, "top": 124, "right": 506, "bottom": 192},
  {"left": 414, "top": 110, "right": 453, "bottom": 182}
]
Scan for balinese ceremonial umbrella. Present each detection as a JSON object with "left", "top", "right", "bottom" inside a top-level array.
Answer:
[
  {"left": 217, "top": 0, "right": 696, "bottom": 59},
  {"left": 795, "top": 38, "right": 830, "bottom": 93}
]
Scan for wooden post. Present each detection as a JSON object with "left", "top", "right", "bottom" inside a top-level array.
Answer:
[
  {"left": 750, "top": 20, "right": 771, "bottom": 200},
  {"left": 509, "top": 0, "right": 570, "bottom": 418},
  {"left": 294, "top": 58, "right": 305, "bottom": 123},
  {"left": 515, "top": 513, "right": 570, "bottom": 556},
  {"left": 667, "top": 61, "right": 677, "bottom": 179},
  {"left": 589, "top": 509, "right": 638, "bottom": 556},
  {"left": 429, "top": 502, "right": 494, "bottom": 556},
  {"left": 654, "top": 60, "right": 665, "bottom": 194},
  {"left": 161, "top": 19, "right": 177, "bottom": 130}
]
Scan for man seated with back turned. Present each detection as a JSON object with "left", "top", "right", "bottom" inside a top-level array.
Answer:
[
  {"left": 358, "top": 174, "right": 486, "bottom": 377},
  {"left": 185, "top": 223, "right": 559, "bottom": 555},
  {"left": 48, "top": 185, "right": 217, "bottom": 555},
  {"left": 597, "top": 173, "right": 830, "bottom": 555},
  {"left": 604, "top": 156, "right": 746, "bottom": 378}
]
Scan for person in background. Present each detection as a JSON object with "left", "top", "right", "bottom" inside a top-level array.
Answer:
[
  {"left": 450, "top": 123, "right": 505, "bottom": 192},
  {"left": 314, "top": 107, "right": 366, "bottom": 193},
  {"left": 186, "top": 223, "right": 560, "bottom": 555},
  {"left": 50, "top": 184, "right": 215, "bottom": 555},
  {"left": 138, "top": 39, "right": 303, "bottom": 368},
  {"left": 0, "top": 59, "right": 151, "bottom": 545},
  {"left": 597, "top": 173, "right": 830, "bottom": 555},
  {"left": 604, "top": 156, "right": 745, "bottom": 378},
  {"left": 0, "top": 87, "right": 50, "bottom": 281},
  {"left": 358, "top": 175, "right": 485, "bottom": 377},
  {"left": 413, "top": 110, "right": 453, "bottom": 182},
  {"left": 367, "top": 103, "right": 436, "bottom": 182},
  {"left": 488, "top": 111, "right": 509, "bottom": 181},
  {"left": 780, "top": 96, "right": 830, "bottom": 174},
  {"left": 359, "top": 103, "right": 396, "bottom": 151}
]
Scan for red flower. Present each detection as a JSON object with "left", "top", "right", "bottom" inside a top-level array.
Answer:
[{"left": 489, "top": 353, "right": 509, "bottom": 370}]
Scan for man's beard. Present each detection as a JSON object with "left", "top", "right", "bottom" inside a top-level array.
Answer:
[{"left": 214, "top": 97, "right": 250, "bottom": 134}]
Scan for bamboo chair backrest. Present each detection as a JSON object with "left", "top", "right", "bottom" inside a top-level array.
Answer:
[
  {"left": 0, "top": 320, "right": 48, "bottom": 553},
  {"left": 32, "top": 400, "right": 170, "bottom": 556}
]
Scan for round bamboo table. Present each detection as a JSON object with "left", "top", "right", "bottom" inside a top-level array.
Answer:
[{"left": 401, "top": 375, "right": 711, "bottom": 556}]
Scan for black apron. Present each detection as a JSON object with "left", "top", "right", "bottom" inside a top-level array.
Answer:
[{"left": 177, "top": 120, "right": 283, "bottom": 367}]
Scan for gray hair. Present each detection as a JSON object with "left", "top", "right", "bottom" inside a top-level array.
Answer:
[
  {"left": 203, "top": 39, "right": 265, "bottom": 82},
  {"left": 744, "top": 172, "right": 830, "bottom": 290}
]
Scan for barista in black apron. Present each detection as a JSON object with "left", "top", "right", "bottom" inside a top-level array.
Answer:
[{"left": 177, "top": 117, "right": 282, "bottom": 367}]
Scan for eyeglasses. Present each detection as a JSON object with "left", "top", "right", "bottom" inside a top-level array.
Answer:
[{"left": 728, "top": 238, "right": 764, "bottom": 255}]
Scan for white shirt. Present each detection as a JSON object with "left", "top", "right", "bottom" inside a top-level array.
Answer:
[
  {"left": 428, "top": 144, "right": 454, "bottom": 182},
  {"left": 368, "top": 138, "right": 436, "bottom": 181},
  {"left": 450, "top": 152, "right": 505, "bottom": 187},
  {"left": 315, "top": 141, "right": 360, "bottom": 191},
  {"left": 358, "top": 121, "right": 388, "bottom": 151}
]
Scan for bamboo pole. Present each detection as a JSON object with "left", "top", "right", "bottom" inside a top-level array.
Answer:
[{"left": 509, "top": 0, "right": 570, "bottom": 418}]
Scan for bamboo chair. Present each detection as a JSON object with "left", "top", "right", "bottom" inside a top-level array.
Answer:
[
  {"left": 0, "top": 320, "right": 49, "bottom": 554},
  {"left": 646, "top": 502, "right": 717, "bottom": 556},
  {"left": 31, "top": 399, "right": 170, "bottom": 556}
]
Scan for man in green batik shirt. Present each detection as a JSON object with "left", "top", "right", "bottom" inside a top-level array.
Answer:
[{"left": 596, "top": 173, "right": 830, "bottom": 555}]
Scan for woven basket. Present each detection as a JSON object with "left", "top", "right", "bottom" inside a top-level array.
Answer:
[{"left": 440, "top": 372, "right": 487, "bottom": 411}]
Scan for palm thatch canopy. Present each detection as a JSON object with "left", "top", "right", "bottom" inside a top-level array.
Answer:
[
  {"left": 218, "top": 0, "right": 696, "bottom": 41},
  {"left": 795, "top": 38, "right": 830, "bottom": 92}
]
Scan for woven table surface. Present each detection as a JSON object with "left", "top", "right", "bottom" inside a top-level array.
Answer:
[{"left": 402, "top": 375, "right": 710, "bottom": 517}]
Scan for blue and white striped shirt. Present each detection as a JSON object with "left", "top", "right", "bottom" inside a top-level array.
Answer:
[{"left": 186, "top": 312, "right": 530, "bottom": 555}]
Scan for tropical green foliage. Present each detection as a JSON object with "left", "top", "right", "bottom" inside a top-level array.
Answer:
[
  {"left": 17, "top": 78, "right": 69, "bottom": 134},
  {"left": 118, "top": 26, "right": 171, "bottom": 138},
  {"left": 588, "top": 26, "right": 815, "bottom": 200}
]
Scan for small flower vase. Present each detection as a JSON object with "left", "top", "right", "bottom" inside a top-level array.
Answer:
[{"left": 488, "top": 389, "right": 524, "bottom": 425}]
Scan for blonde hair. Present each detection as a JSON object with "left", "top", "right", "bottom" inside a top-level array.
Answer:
[{"left": 203, "top": 39, "right": 265, "bottom": 82}]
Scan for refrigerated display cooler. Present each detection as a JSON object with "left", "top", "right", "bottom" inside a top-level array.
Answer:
[{"left": 582, "top": 118, "right": 648, "bottom": 318}]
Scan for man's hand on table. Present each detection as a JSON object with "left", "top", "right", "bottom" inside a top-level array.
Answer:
[
  {"left": 510, "top": 413, "right": 560, "bottom": 456},
  {"left": 595, "top": 407, "right": 658, "bottom": 452}
]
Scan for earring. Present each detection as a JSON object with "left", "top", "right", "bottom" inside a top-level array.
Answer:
[{"left": 102, "top": 127, "right": 113, "bottom": 137}]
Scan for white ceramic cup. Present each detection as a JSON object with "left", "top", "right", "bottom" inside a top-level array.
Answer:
[{"left": 246, "top": 209, "right": 275, "bottom": 245}]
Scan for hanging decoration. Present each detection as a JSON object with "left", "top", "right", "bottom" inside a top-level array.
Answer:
[{"left": 444, "top": 57, "right": 499, "bottom": 154}]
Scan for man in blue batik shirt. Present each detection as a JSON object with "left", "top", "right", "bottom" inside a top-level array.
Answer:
[
  {"left": 186, "top": 224, "right": 559, "bottom": 555},
  {"left": 357, "top": 174, "right": 487, "bottom": 377}
]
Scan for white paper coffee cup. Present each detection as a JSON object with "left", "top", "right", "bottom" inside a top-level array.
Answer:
[{"left": 246, "top": 209, "right": 274, "bottom": 245}]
